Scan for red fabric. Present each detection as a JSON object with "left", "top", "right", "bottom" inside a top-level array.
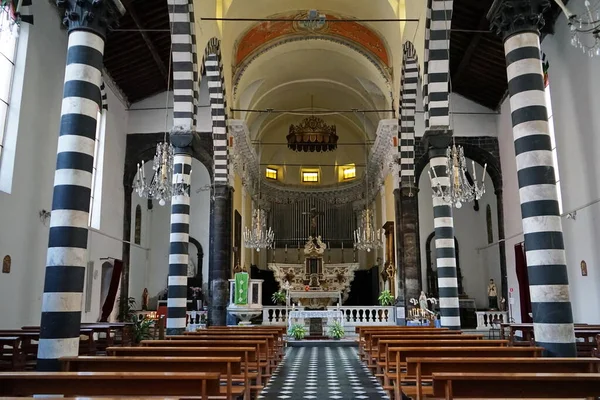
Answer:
[
  {"left": 99, "top": 259, "right": 123, "bottom": 322},
  {"left": 514, "top": 243, "right": 532, "bottom": 323}
]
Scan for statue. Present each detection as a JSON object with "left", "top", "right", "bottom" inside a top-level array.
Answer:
[
  {"left": 419, "top": 291, "right": 428, "bottom": 311},
  {"left": 187, "top": 259, "right": 196, "bottom": 278},
  {"left": 302, "top": 207, "right": 324, "bottom": 238},
  {"left": 142, "top": 288, "right": 149, "bottom": 311},
  {"left": 487, "top": 279, "right": 498, "bottom": 309}
]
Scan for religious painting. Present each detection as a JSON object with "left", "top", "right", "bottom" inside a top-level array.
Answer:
[
  {"left": 581, "top": 260, "right": 588, "bottom": 276},
  {"left": 2, "top": 255, "right": 10, "bottom": 273}
]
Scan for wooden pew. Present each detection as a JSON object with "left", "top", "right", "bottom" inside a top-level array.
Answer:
[
  {"left": 406, "top": 357, "right": 600, "bottom": 400},
  {"left": 0, "top": 337, "right": 24, "bottom": 371},
  {"left": 0, "top": 371, "right": 221, "bottom": 400},
  {"left": 431, "top": 372, "right": 600, "bottom": 399},
  {"left": 141, "top": 338, "right": 272, "bottom": 378},
  {"left": 187, "top": 328, "right": 285, "bottom": 358},
  {"left": 62, "top": 355, "right": 244, "bottom": 400},
  {"left": 173, "top": 333, "right": 281, "bottom": 362},
  {"left": 108, "top": 346, "right": 262, "bottom": 394},
  {"left": 388, "top": 346, "right": 543, "bottom": 400},
  {"left": 360, "top": 328, "right": 457, "bottom": 360}
]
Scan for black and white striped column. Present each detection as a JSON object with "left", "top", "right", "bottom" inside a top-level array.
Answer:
[
  {"left": 489, "top": 0, "right": 576, "bottom": 357},
  {"left": 37, "top": 0, "right": 119, "bottom": 371},
  {"left": 423, "top": 0, "right": 453, "bottom": 129},
  {"left": 399, "top": 41, "right": 419, "bottom": 187},
  {"left": 167, "top": 150, "right": 192, "bottom": 335},
  {"left": 429, "top": 145, "right": 460, "bottom": 329}
]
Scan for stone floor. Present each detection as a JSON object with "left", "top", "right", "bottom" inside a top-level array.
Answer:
[{"left": 259, "top": 346, "right": 389, "bottom": 400}]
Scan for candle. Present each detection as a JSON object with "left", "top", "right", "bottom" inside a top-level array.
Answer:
[
  {"left": 427, "top": 170, "right": 433, "bottom": 183},
  {"left": 431, "top": 166, "right": 438, "bottom": 178},
  {"left": 472, "top": 160, "right": 476, "bottom": 179},
  {"left": 482, "top": 163, "right": 488, "bottom": 183}
]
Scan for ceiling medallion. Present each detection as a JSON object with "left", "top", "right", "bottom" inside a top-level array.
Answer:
[{"left": 287, "top": 116, "right": 338, "bottom": 152}]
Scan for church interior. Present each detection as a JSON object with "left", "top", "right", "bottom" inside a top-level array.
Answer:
[{"left": 0, "top": 0, "right": 600, "bottom": 398}]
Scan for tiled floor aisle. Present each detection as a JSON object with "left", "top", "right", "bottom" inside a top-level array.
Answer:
[{"left": 259, "top": 346, "right": 390, "bottom": 400}]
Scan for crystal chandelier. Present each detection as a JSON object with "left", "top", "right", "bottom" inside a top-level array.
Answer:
[
  {"left": 134, "top": 142, "right": 188, "bottom": 206},
  {"left": 353, "top": 208, "right": 384, "bottom": 252},
  {"left": 244, "top": 208, "right": 275, "bottom": 252},
  {"left": 428, "top": 143, "right": 487, "bottom": 209},
  {"left": 553, "top": 0, "right": 600, "bottom": 56}
]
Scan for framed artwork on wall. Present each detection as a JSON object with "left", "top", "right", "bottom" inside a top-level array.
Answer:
[
  {"left": 2, "top": 255, "right": 10, "bottom": 273},
  {"left": 581, "top": 260, "right": 588, "bottom": 276}
]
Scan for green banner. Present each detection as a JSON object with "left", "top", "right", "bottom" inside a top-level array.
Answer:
[{"left": 234, "top": 272, "right": 249, "bottom": 305}]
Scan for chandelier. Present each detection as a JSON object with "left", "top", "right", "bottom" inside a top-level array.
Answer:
[
  {"left": 134, "top": 142, "right": 188, "bottom": 206},
  {"left": 287, "top": 115, "right": 338, "bottom": 152},
  {"left": 244, "top": 208, "right": 275, "bottom": 252},
  {"left": 353, "top": 209, "right": 384, "bottom": 252},
  {"left": 428, "top": 143, "right": 487, "bottom": 209},
  {"left": 553, "top": 0, "right": 600, "bottom": 56}
]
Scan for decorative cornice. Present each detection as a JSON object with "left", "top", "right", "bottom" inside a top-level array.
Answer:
[
  {"left": 229, "top": 119, "right": 398, "bottom": 206},
  {"left": 56, "top": 0, "right": 125, "bottom": 38},
  {"left": 488, "top": 0, "right": 551, "bottom": 39},
  {"left": 232, "top": 35, "right": 393, "bottom": 103}
]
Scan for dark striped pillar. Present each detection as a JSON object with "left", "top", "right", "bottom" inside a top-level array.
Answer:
[
  {"left": 394, "top": 187, "right": 421, "bottom": 308},
  {"left": 208, "top": 184, "right": 233, "bottom": 326},
  {"left": 423, "top": 131, "right": 460, "bottom": 330},
  {"left": 37, "top": 0, "right": 122, "bottom": 371},
  {"left": 167, "top": 131, "right": 194, "bottom": 335},
  {"left": 489, "top": 0, "right": 576, "bottom": 357}
]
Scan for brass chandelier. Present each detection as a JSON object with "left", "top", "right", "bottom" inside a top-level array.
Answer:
[{"left": 287, "top": 115, "right": 338, "bottom": 152}]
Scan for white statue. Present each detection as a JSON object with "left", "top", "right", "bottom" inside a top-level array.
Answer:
[
  {"left": 419, "top": 291, "right": 428, "bottom": 311},
  {"left": 487, "top": 279, "right": 498, "bottom": 309}
]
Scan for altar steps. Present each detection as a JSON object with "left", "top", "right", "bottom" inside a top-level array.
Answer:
[{"left": 287, "top": 338, "right": 357, "bottom": 348}]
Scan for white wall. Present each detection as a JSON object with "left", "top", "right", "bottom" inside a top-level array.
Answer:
[
  {"left": 0, "top": 2, "right": 129, "bottom": 328},
  {"left": 418, "top": 161, "right": 499, "bottom": 308}
]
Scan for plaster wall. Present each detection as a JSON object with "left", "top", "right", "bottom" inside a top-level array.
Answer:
[
  {"left": 418, "top": 161, "right": 499, "bottom": 308},
  {"left": 0, "top": 2, "right": 129, "bottom": 328}
]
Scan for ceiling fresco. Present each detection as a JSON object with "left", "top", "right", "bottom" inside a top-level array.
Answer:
[{"left": 234, "top": 12, "right": 391, "bottom": 67}]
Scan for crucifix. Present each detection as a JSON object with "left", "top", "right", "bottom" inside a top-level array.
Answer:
[{"left": 302, "top": 207, "right": 324, "bottom": 238}]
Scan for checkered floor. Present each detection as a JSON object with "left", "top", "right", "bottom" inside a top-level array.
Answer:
[{"left": 259, "top": 347, "right": 389, "bottom": 400}]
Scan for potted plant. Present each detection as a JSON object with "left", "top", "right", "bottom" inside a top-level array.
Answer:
[
  {"left": 131, "top": 314, "right": 153, "bottom": 345},
  {"left": 271, "top": 290, "right": 286, "bottom": 305},
  {"left": 378, "top": 290, "right": 394, "bottom": 306},
  {"left": 288, "top": 323, "right": 306, "bottom": 340},
  {"left": 327, "top": 321, "right": 345, "bottom": 340}
]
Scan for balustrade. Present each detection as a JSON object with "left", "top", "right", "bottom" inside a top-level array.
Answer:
[
  {"left": 475, "top": 310, "right": 508, "bottom": 330},
  {"left": 327, "top": 306, "right": 396, "bottom": 326}
]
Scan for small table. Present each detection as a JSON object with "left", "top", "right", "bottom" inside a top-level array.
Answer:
[{"left": 288, "top": 310, "right": 343, "bottom": 336}]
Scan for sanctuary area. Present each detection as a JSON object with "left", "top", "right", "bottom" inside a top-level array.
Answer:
[{"left": 0, "top": 0, "right": 599, "bottom": 399}]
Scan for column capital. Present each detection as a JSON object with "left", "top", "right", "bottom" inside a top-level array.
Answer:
[
  {"left": 170, "top": 126, "right": 195, "bottom": 154},
  {"left": 422, "top": 128, "right": 453, "bottom": 151},
  {"left": 57, "top": 0, "right": 125, "bottom": 39},
  {"left": 487, "top": 0, "right": 551, "bottom": 40}
]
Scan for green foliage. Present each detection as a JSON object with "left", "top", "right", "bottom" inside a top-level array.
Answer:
[
  {"left": 378, "top": 290, "right": 394, "bottom": 306},
  {"left": 327, "top": 321, "right": 345, "bottom": 340},
  {"left": 288, "top": 323, "right": 307, "bottom": 340},
  {"left": 131, "top": 314, "right": 153, "bottom": 344},
  {"left": 117, "top": 297, "right": 137, "bottom": 322},
  {"left": 271, "top": 291, "right": 286, "bottom": 305}
]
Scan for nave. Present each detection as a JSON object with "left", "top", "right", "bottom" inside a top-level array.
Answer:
[{"left": 260, "top": 347, "right": 388, "bottom": 400}]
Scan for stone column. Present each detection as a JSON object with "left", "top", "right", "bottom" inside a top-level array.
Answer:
[
  {"left": 488, "top": 0, "right": 576, "bottom": 357},
  {"left": 166, "top": 130, "right": 193, "bottom": 335},
  {"left": 394, "top": 186, "right": 421, "bottom": 307},
  {"left": 37, "top": 0, "right": 122, "bottom": 371},
  {"left": 423, "top": 130, "right": 460, "bottom": 330},
  {"left": 209, "top": 184, "right": 233, "bottom": 326}
]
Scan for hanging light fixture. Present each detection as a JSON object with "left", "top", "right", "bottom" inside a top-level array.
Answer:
[
  {"left": 552, "top": 0, "right": 600, "bottom": 57},
  {"left": 243, "top": 141, "right": 275, "bottom": 251},
  {"left": 353, "top": 112, "right": 384, "bottom": 252},
  {"left": 244, "top": 208, "right": 275, "bottom": 252},
  {"left": 428, "top": 143, "right": 487, "bottom": 209}
]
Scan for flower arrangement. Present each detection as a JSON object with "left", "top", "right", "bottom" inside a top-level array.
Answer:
[
  {"left": 327, "top": 321, "right": 345, "bottom": 340},
  {"left": 378, "top": 290, "right": 394, "bottom": 306},
  {"left": 288, "top": 323, "right": 307, "bottom": 340},
  {"left": 304, "top": 285, "right": 310, "bottom": 292},
  {"left": 271, "top": 290, "right": 286, "bottom": 305}
]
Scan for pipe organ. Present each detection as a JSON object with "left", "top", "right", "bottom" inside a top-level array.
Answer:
[{"left": 270, "top": 199, "right": 356, "bottom": 247}]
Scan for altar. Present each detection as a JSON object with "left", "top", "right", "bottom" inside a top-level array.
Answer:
[{"left": 288, "top": 309, "right": 344, "bottom": 337}]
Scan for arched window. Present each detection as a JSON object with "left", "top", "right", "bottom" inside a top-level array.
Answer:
[{"left": 134, "top": 205, "right": 142, "bottom": 245}]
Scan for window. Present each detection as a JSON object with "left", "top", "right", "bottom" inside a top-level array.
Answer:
[
  {"left": 302, "top": 170, "right": 319, "bottom": 183},
  {"left": 544, "top": 83, "right": 562, "bottom": 214},
  {"left": 0, "top": 12, "right": 18, "bottom": 164},
  {"left": 341, "top": 165, "right": 356, "bottom": 181},
  {"left": 265, "top": 167, "right": 277, "bottom": 180},
  {"left": 88, "top": 110, "right": 105, "bottom": 228}
]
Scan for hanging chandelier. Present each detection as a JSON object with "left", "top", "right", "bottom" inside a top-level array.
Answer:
[
  {"left": 287, "top": 115, "right": 338, "bottom": 152},
  {"left": 553, "top": 0, "right": 600, "bottom": 56},
  {"left": 134, "top": 142, "right": 188, "bottom": 206},
  {"left": 244, "top": 208, "right": 275, "bottom": 252},
  {"left": 353, "top": 208, "right": 384, "bottom": 252},
  {"left": 428, "top": 143, "right": 486, "bottom": 209}
]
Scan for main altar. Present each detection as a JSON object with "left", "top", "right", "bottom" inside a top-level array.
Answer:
[{"left": 268, "top": 235, "right": 359, "bottom": 309}]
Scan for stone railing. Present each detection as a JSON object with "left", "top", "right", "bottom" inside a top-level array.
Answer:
[
  {"left": 475, "top": 310, "right": 508, "bottom": 330},
  {"left": 262, "top": 306, "right": 297, "bottom": 326},
  {"left": 328, "top": 306, "right": 396, "bottom": 326}
]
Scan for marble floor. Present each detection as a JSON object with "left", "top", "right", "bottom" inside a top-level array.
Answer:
[{"left": 259, "top": 346, "right": 390, "bottom": 400}]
